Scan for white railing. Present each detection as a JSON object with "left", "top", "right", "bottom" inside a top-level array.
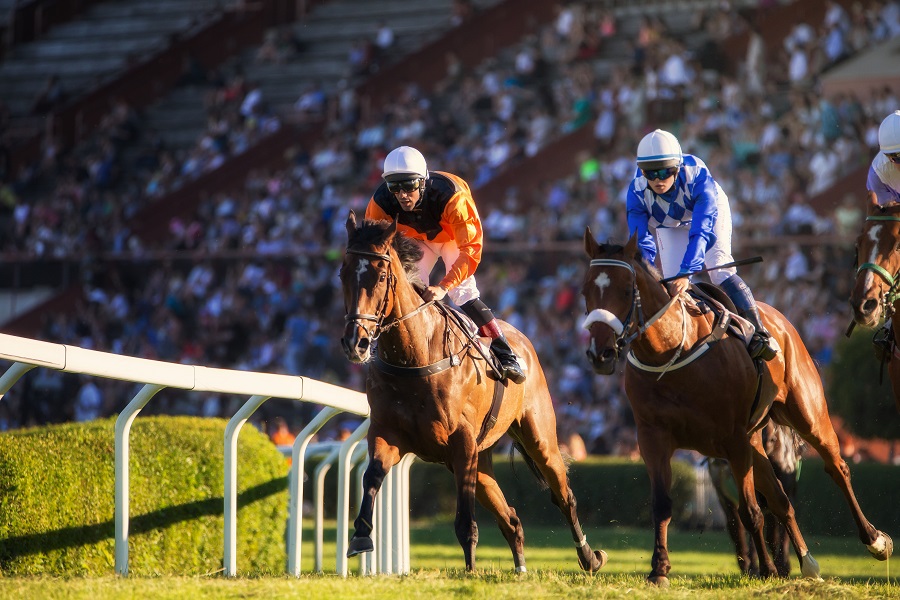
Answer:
[{"left": 0, "top": 332, "right": 411, "bottom": 577}]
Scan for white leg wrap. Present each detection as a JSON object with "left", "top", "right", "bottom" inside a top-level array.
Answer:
[
  {"left": 575, "top": 535, "right": 588, "bottom": 549},
  {"left": 516, "top": 565, "right": 527, "bottom": 573},
  {"left": 800, "top": 552, "right": 822, "bottom": 580},
  {"left": 868, "top": 533, "right": 887, "bottom": 555}
]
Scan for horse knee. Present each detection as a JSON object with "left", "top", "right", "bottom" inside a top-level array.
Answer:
[{"left": 455, "top": 517, "right": 479, "bottom": 547}]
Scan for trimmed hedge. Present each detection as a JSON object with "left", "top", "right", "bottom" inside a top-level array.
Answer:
[{"left": 0, "top": 416, "right": 289, "bottom": 576}]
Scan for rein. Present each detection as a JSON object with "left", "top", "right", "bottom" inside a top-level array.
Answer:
[{"left": 856, "top": 215, "right": 900, "bottom": 316}]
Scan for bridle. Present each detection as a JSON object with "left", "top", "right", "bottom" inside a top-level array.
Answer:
[
  {"left": 581, "top": 258, "right": 680, "bottom": 360},
  {"left": 857, "top": 215, "right": 900, "bottom": 317},
  {"left": 344, "top": 248, "right": 433, "bottom": 342}
]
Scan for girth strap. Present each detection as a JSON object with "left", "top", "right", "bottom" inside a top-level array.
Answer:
[
  {"left": 372, "top": 353, "right": 461, "bottom": 377},
  {"left": 477, "top": 378, "right": 506, "bottom": 446}
]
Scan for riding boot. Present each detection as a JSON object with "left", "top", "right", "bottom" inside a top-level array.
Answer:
[
  {"left": 720, "top": 274, "right": 777, "bottom": 361},
  {"left": 873, "top": 319, "right": 894, "bottom": 362},
  {"left": 460, "top": 298, "right": 526, "bottom": 384}
]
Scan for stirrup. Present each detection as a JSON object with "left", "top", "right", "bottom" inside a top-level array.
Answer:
[
  {"left": 495, "top": 355, "right": 526, "bottom": 384},
  {"left": 748, "top": 333, "right": 776, "bottom": 361}
]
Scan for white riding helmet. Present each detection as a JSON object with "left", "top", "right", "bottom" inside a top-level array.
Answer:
[
  {"left": 636, "top": 129, "right": 683, "bottom": 170},
  {"left": 878, "top": 110, "right": 900, "bottom": 154},
  {"left": 382, "top": 146, "right": 429, "bottom": 182}
]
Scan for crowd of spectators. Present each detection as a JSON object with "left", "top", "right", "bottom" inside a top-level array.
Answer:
[{"left": 1, "top": 1, "right": 900, "bottom": 458}]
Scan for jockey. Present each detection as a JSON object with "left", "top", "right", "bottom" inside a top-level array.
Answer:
[
  {"left": 868, "top": 110, "right": 900, "bottom": 358},
  {"left": 364, "top": 145, "right": 526, "bottom": 384},
  {"left": 626, "top": 129, "right": 777, "bottom": 361}
]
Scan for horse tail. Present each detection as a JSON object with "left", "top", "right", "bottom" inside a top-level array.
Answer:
[{"left": 508, "top": 437, "right": 550, "bottom": 491}]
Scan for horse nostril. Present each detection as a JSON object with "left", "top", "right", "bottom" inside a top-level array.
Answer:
[
  {"left": 862, "top": 299, "right": 879, "bottom": 315},
  {"left": 601, "top": 348, "right": 617, "bottom": 362},
  {"left": 357, "top": 338, "right": 370, "bottom": 353}
]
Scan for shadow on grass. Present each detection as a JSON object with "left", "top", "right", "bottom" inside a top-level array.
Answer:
[{"left": 0, "top": 476, "right": 286, "bottom": 561}]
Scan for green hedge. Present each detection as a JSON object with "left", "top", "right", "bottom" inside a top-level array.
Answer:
[{"left": 0, "top": 416, "right": 289, "bottom": 576}]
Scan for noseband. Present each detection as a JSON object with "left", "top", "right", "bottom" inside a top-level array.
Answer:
[
  {"left": 344, "top": 248, "right": 432, "bottom": 342},
  {"left": 857, "top": 215, "right": 900, "bottom": 316}
]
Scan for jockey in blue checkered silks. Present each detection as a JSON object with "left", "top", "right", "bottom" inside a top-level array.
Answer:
[{"left": 626, "top": 129, "right": 776, "bottom": 361}]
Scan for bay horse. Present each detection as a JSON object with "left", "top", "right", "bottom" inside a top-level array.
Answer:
[
  {"left": 338, "top": 212, "right": 608, "bottom": 573},
  {"left": 708, "top": 421, "right": 802, "bottom": 576},
  {"left": 580, "top": 229, "right": 892, "bottom": 585},
  {"left": 848, "top": 191, "right": 900, "bottom": 411}
]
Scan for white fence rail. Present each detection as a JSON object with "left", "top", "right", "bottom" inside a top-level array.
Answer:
[{"left": 0, "top": 332, "right": 411, "bottom": 577}]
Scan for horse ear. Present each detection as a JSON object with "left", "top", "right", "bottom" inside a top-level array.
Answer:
[
  {"left": 625, "top": 229, "right": 640, "bottom": 259},
  {"left": 583, "top": 226, "right": 598, "bottom": 257},
  {"left": 346, "top": 210, "right": 358, "bottom": 238}
]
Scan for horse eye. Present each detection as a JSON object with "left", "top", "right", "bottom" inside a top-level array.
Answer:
[{"left": 379, "top": 272, "right": 387, "bottom": 282}]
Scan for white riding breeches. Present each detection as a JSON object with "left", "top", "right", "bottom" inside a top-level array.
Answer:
[
  {"left": 413, "top": 238, "right": 480, "bottom": 305},
  {"left": 654, "top": 194, "right": 735, "bottom": 285}
]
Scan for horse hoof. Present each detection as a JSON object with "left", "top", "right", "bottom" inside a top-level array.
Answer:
[
  {"left": 647, "top": 575, "right": 670, "bottom": 587},
  {"left": 346, "top": 535, "right": 374, "bottom": 557},
  {"left": 590, "top": 549, "right": 608, "bottom": 572},
  {"left": 800, "top": 552, "right": 823, "bottom": 581},
  {"left": 868, "top": 531, "right": 894, "bottom": 561}
]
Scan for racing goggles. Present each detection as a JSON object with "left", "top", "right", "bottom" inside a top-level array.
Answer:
[
  {"left": 641, "top": 166, "right": 679, "bottom": 181},
  {"left": 886, "top": 151, "right": 900, "bottom": 164},
  {"left": 386, "top": 178, "right": 422, "bottom": 194}
]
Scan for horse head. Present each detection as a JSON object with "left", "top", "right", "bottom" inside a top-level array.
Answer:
[
  {"left": 580, "top": 227, "right": 647, "bottom": 375},
  {"left": 340, "top": 210, "right": 402, "bottom": 363},
  {"left": 849, "top": 192, "right": 900, "bottom": 327}
]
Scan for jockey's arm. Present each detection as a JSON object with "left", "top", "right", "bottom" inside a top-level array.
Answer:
[
  {"left": 626, "top": 184, "right": 657, "bottom": 264},
  {"left": 440, "top": 194, "right": 483, "bottom": 290}
]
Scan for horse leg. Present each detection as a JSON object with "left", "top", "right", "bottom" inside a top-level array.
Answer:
[
  {"left": 783, "top": 401, "right": 893, "bottom": 560},
  {"left": 747, "top": 437, "right": 821, "bottom": 579},
  {"left": 347, "top": 436, "right": 400, "bottom": 557},
  {"left": 474, "top": 450, "right": 527, "bottom": 573},
  {"left": 709, "top": 459, "right": 757, "bottom": 576},
  {"left": 449, "top": 428, "right": 480, "bottom": 571},
  {"left": 637, "top": 431, "right": 674, "bottom": 586},
  {"left": 512, "top": 420, "right": 607, "bottom": 573},
  {"left": 726, "top": 442, "right": 780, "bottom": 578}
]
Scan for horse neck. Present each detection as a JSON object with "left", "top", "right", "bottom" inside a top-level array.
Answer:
[
  {"left": 632, "top": 266, "right": 699, "bottom": 358},
  {"left": 378, "top": 271, "right": 446, "bottom": 365}
]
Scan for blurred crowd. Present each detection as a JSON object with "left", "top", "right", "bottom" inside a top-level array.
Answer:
[{"left": 1, "top": 0, "right": 899, "bottom": 457}]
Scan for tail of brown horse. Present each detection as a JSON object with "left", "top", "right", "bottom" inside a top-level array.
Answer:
[{"left": 508, "top": 437, "right": 551, "bottom": 491}]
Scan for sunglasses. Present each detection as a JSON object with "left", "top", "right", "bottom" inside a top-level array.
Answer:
[
  {"left": 887, "top": 152, "right": 900, "bottom": 164},
  {"left": 386, "top": 179, "right": 422, "bottom": 194},
  {"left": 641, "top": 166, "right": 679, "bottom": 181}
]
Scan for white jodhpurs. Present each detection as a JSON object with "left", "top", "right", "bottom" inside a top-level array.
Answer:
[
  {"left": 654, "top": 193, "right": 736, "bottom": 285},
  {"left": 413, "top": 238, "right": 480, "bottom": 305}
]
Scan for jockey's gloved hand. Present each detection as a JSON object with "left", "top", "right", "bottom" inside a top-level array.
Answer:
[
  {"left": 422, "top": 285, "right": 448, "bottom": 302},
  {"left": 666, "top": 273, "right": 691, "bottom": 298}
]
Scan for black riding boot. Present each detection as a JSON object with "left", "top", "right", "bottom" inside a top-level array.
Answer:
[
  {"left": 461, "top": 298, "right": 526, "bottom": 384},
  {"left": 720, "top": 274, "right": 777, "bottom": 361},
  {"left": 873, "top": 319, "right": 894, "bottom": 362}
]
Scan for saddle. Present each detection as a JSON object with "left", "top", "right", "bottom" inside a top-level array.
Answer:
[{"left": 688, "top": 283, "right": 773, "bottom": 434}]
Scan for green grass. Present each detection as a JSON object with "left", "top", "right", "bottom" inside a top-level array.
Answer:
[{"left": 0, "top": 522, "right": 896, "bottom": 599}]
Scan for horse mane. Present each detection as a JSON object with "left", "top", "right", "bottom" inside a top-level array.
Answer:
[
  {"left": 598, "top": 240, "right": 663, "bottom": 281},
  {"left": 350, "top": 219, "right": 425, "bottom": 281}
]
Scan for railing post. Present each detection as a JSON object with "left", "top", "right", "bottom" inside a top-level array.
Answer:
[
  {"left": 287, "top": 406, "right": 341, "bottom": 576},
  {"left": 0, "top": 362, "right": 36, "bottom": 398},
  {"left": 335, "top": 420, "right": 369, "bottom": 576},
  {"left": 223, "top": 394, "right": 270, "bottom": 577},
  {"left": 114, "top": 383, "right": 166, "bottom": 576}
]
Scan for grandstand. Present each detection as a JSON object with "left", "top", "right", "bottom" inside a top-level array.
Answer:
[{"left": 1, "top": 0, "right": 898, "bottom": 457}]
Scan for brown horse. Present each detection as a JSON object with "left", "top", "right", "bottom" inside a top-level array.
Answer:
[
  {"left": 848, "top": 191, "right": 900, "bottom": 411},
  {"left": 338, "top": 212, "right": 607, "bottom": 573},
  {"left": 580, "top": 229, "right": 892, "bottom": 585}
]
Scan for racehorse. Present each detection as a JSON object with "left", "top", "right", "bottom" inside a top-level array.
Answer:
[
  {"left": 580, "top": 229, "right": 892, "bottom": 585},
  {"left": 338, "top": 212, "right": 608, "bottom": 573},
  {"left": 848, "top": 191, "right": 900, "bottom": 411},
  {"left": 708, "top": 421, "right": 802, "bottom": 576}
]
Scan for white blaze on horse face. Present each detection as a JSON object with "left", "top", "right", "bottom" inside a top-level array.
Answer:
[
  {"left": 593, "top": 272, "right": 611, "bottom": 298},
  {"left": 355, "top": 258, "right": 370, "bottom": 283}
]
